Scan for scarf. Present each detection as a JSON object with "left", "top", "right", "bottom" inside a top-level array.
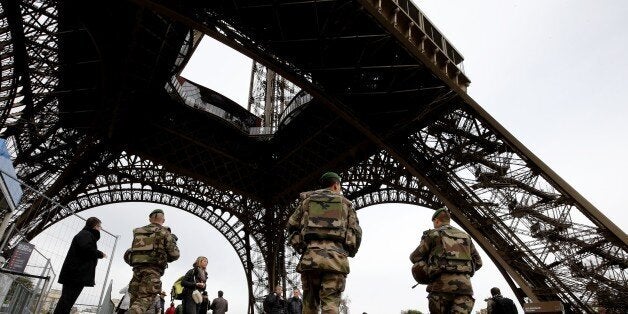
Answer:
[{"left": 195, "top": 266, "right": 207, "bottom": 283}]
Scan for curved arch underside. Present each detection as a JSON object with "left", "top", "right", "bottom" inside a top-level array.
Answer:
[{"left": 6, "top": 148, "right": 449, "bottom": 311}]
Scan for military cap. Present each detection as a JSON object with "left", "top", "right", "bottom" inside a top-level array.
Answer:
[
  {"left": 431, "top": 207, "right": 448, "bottom": 221},
  {"left": 320, "top": 172, "right": 341, "bottom": 184},
  {"left": 150, "top": 208, "right": 164, "bottom": 217}
]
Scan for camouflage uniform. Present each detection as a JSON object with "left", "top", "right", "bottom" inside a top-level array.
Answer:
[
  {"left": 128, "top": 223, "right": 180, "bottom": 313},
  {"left": 287, "top": 188, "right": 362, "bottom": 314},
  {"left": 410, "top": 224, "right": 482, "bottom": 314}
]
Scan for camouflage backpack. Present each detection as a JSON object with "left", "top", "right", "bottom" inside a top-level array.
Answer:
[
  {"left": 128, "top": 224, "right": 166, "bottom": 266},
  {"left": 302, "top": 193, "right": 347, "bottom": 242},
  {"left": 429, "top": 227, "right": 474, "bottom": 276}
]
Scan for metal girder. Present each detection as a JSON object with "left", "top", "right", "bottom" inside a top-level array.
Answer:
[
  {"left": 1, "top": 0, "right": 626, "bottom": 312},
  {"left": 401, "top": 105, "right": 627, "bottom": 311}
]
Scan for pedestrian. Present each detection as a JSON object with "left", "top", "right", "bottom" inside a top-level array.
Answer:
[
  {"left": 209, "top": 290, "right": 228, "bottom": 314},
  {"left": 116, "top": 285, "right": 131, "bottom": 314},
  {"left": 409, "top": 207, "right": 483, "bottom": 314},
  {"left": 198, "top": 291, "right": 209, "bottom": 314},
  {"left": 486, "top": 287, "right": 518, "bottom": 314},
  {"left": 126, "top": 209, "right": 180, "bottom": 313},
  {"left": 145, "top": 294, "right": 162, "bottom": 314},
  {"left": 159, "top": 291, "right": 167, "bottom": 314},
  {"left": 263, "top": 285, "right": 287, "bottom": 314},
  {"left": 164, "top": 302, "right": 176, "bottom": 314},
  {"left": 287, "top": 289, "right": 302, "bottom": 314},
  {"left": 181, "top": 256, "right": 208, "bottom": 314},
  {"left": 286, "top": 172, "right": 362, "bottom": 314},
  {"left": 54, "top": 217, "right": 106, "bottom": 314}
]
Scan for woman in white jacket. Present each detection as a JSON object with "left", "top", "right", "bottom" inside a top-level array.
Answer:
[{"left": 116, "top": 285, "right": 131, "bottom": 314}]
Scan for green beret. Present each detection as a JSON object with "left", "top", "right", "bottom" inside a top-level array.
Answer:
[
  {"left": 150, "top": 208, "right": 164, "bottom": 217},
  {"left": 320, "top": 172, "right": 341, "bottom": 184},
  {"left": 431, "top": 207, "right": 448, "bottom": 221}
]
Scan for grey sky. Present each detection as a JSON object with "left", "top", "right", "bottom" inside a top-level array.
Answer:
[{"left": 34, "top": 1, "right": 627, "bottom": 313}]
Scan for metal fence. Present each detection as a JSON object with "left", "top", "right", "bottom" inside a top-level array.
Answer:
[
  {"left": 0, "top": 171, "right": 118, "bottom": 313},
  {"left": 0, "top": 245, "right": 55, "bottom": 313},
  {"left": 29, "top": 214, "right": 118, "bottom": 313}
]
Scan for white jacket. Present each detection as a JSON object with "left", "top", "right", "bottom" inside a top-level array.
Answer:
[{"left": 118, "top": 285, "right": 131, "bottom": 310}]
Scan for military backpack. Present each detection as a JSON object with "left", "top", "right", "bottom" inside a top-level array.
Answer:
[
  {"left": 303, "top": 194, "right": 347, "bottom": 241},
  {"left": 128, "top": 225, "right": 167, "bottom": 267},
  {"left": 429, "top": 227, "right": 474, "bottom": 276},
  {"left": 302, "top": 193, "right": 347, "bottom": 242}
]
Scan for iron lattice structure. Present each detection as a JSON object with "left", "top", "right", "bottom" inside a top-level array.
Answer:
[{"left": 0, "top": 0, "right": 626, "bottom": 312}]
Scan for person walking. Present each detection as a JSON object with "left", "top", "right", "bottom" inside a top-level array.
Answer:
[
  {"left": 116, "top": 285, "right": 131, "bottom": 314},
  {"left": 181, "top": 256, "right": 208, "bottom": 314},
  {"left": 209, "top": 290, "right": 228, "bottom": 314},
  {"left": 263, "top": 285, "right": 287, "bottom": 314},
  {"left": 127, "top": 209, "right": 180, "bottom": 313},
  {"left": 486, "top": 287, "right": 518, "bottom": 314},
  {"left": 159, "top": 291, "right": 167, "bottom": 314},
  {"left": 198, "top": 291, "right": 209, "bottom": 314},
  {"left": 54, "top": 217, "right": 106, "bottom": 314},
  {"left": 164, "top": 302, "right": 176, "bottom": 314},
  {"left": 410, "top": 207, "right": 483, "bottom": 314},
  {"left": 145, "top": 294, "right": 162, "bottom": 314},
  {"left": 287, "top": 289, "right": 302, "bottom": 314},
  {"left": 287, "top": 172, "right": 362, "bottom": 314}
]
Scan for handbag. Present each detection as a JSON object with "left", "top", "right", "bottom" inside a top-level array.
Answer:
[
  {"left": 192, "top": 290, "right": 203, "bottom": 304},
  {"left": 191, "top": 269, "right": 203, "bottom": 304}
]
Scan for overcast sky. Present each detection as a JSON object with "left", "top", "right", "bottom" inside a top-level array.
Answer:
[{"left": 33, "top": 1, "right": 627, "bottom": 313}]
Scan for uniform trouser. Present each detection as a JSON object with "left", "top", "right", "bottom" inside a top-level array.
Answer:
[
  {"left": 301, "top": 271, "right": 346, "bottom": 314},
  {"left": 427, "top": 292, "right": 475, "bottom": 314},
  {"left": 128, "top": 267, "right": 162, "bottom": 314},
  {"left": 53, "top": 283, "right": 84, "bottom": 314}
]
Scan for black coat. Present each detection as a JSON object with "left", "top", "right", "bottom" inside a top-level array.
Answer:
[
  {"left": 287, "top": 297, "right": 302, "bottom": 314},
  {"left": 181, "top": 268, "right": 206, "bottom": 314},
  {"left": 58, "top": 227, "right": 104, "bottom": 287},
  {"left": 263, "top": 293, "right": 286, "bottom": 314}
]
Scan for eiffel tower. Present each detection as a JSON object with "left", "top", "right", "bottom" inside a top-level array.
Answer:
[{"left": 0, "top": 0, "right": 626, "bottom": 312}]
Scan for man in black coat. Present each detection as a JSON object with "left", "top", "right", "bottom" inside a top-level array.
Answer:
[
  {"left": 263, "top": 285, "right": 287, "bottom": 314},
  {"left": 287, "top": 289, "right": 302, "bottom": 314},
  {"left": 54, "top": 217, "right": 106, "bottom": 314}
]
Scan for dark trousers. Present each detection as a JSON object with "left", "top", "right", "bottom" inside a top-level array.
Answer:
[
  {"left": 53, "top": 283, "right": 84, "bottom": 314},
  {"left": 182, "top": 294, "right": 197, "bottom": 314}
]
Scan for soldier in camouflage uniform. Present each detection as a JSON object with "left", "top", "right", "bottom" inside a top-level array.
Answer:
[
  {"left": 410, "top": 207, "right": 482, "bottom": 314},
  {"left": 127, "top": 209, "right": 180, "bottom": 313},
  {"left": 287, "top": 172, "right": 362, "bottom": 314}
]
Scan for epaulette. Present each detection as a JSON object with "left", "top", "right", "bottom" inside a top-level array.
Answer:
[{"left": 342, "top": 196, "right": 353, "bottom": 207}]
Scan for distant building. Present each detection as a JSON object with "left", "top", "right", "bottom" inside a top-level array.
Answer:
[{"left": 0, "top": 137, "right": 23, "bottom": 258}]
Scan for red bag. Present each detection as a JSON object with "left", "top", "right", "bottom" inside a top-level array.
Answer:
[{"left": 165, "top": 304, "right": 176, "bottom": 314}]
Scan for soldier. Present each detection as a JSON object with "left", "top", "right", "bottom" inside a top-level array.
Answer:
[
  {"left": 410, "top": 207, "right": 482, "bottom": 314},
  {"left": 287, "top": 172, "right": 362, "bottom": 314},
  {"left": 126, "top": 209, "right": 180, "bottom": 313}
]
